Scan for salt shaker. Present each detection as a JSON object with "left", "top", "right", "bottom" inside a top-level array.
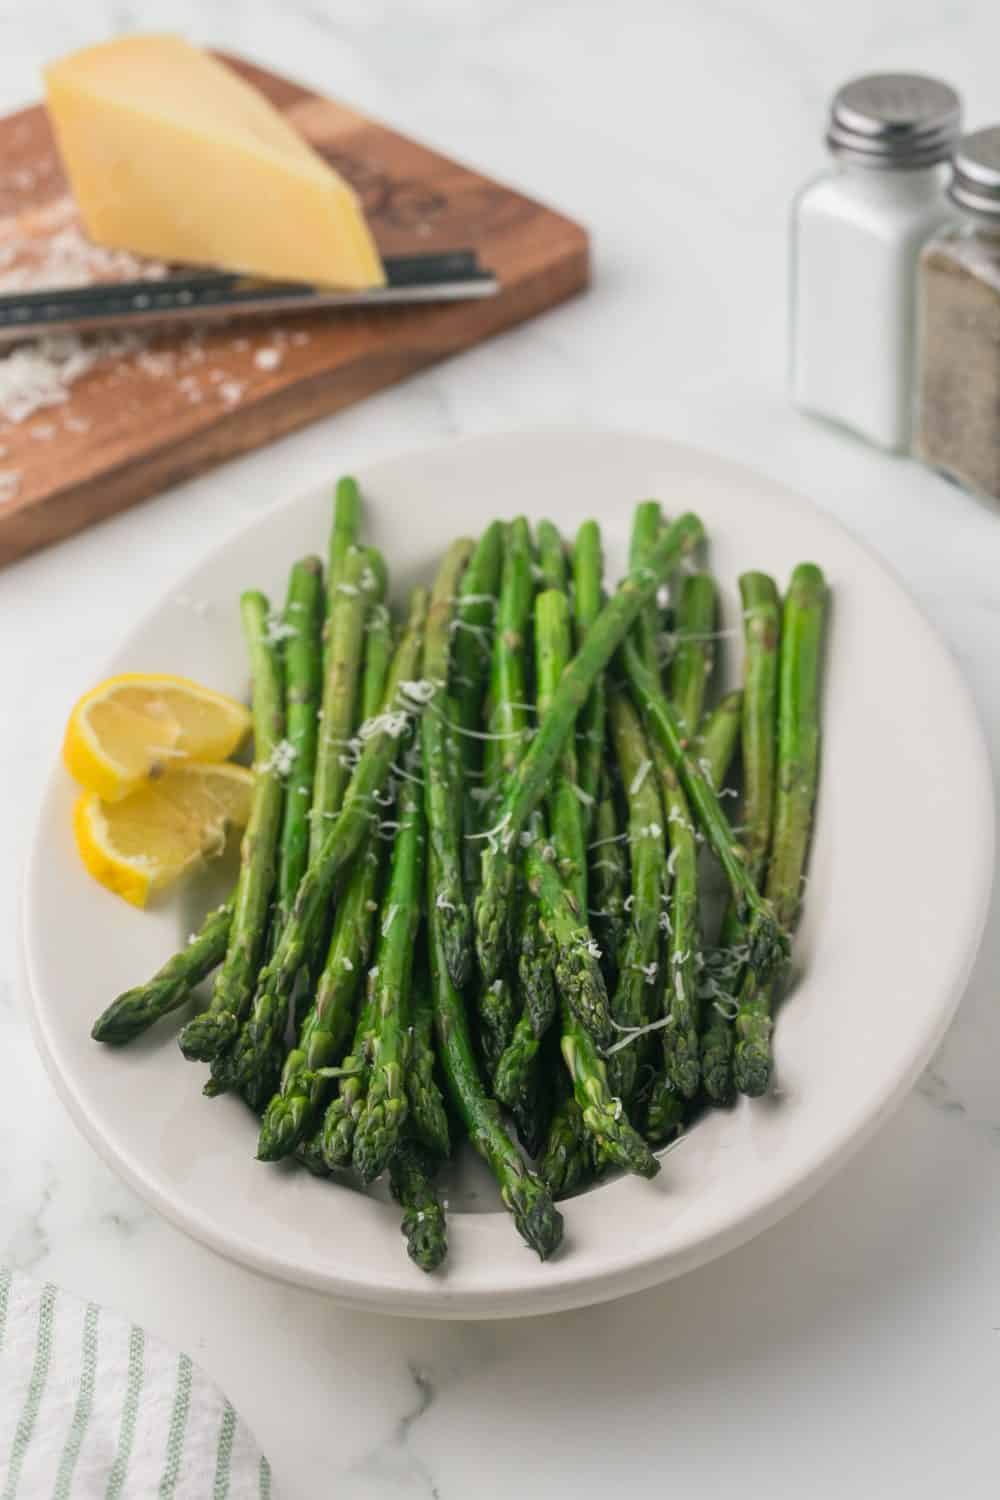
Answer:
[
  {"left": 915, "top": 128, "right": 1000, "bottom": 502},
  {"left": 790, "top": 73, "right": 961, "bottom": 451}
]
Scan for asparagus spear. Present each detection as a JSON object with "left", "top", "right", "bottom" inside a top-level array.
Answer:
[
  {"left": 622, "top": 634, "right": 787, "bottom": 988},
  {"left": 734, "top": 564, "right": 826, "bottom": 1096},
  {"left": 239, "top": 587, "right": 429, "bottom": 1067},
  {"left": 529, "top": 554, "right": 658, "bottom": 1180},
  {"left": 561, "top": 1022, "right": 659, "bottom": 1178},
  {"left": 427, "top": 849, "right": 563, "bottom": 1259},
  {"left": 644, "top": 1078, "right": 687, "bottom": 1145},
  {"left": 405, "top": 978, "right": 450, "bottom": 1160},
  {"left": 738, "top": 572, "right": 781, "bottom": 883},
  {"left": 320, "top": 971, "right": 378, "bottom": 1168},
  {"left": 537, "top": 1083, "right": 592, "bottom": 1198},
  {"left": 422, "top": 539, "right": 475, "bottom": 988},
  {"left": 475, "top": 511, "right": 704, "bottom": 981},
  {"left": 630, "top": 500, "right": 663, "bottom": 684},
  {"left": 524, "top": 838, "right": 611, "bottom": 1044},
  {"left": 324, "top": 476, "right": 361, "bottom": 650},
  {"left": 571, "top": 520, "right": 607, "bottom": 823},
  {"left": 657, "top": 748, "right": 701, "bottom": 1099},
  {"left": 516, "top": 855, "right": 558, "bottom": 1036},
  {"left": 178, "top": 592, "right": 284, "bottom": 1062},
  {"left": 451, "top": 521, "right": 504, "bottom": 896},
  {"left": 693, "top": 690, "right": 746, "bottom": 1104},
  {"left": 257, "top": 596, "right": 393, "bottom": 1159},
  {"left": 605, "top": 686, "right": 666, "bottom": 1104},
  {"left": 696, "top": 690, "right": 743, "bottom": 781},
  {"left": 310, "top": 544, "right": 380, "bottom": 861},
  {"left": 476, "top": 974, "right": 519, "bottom": 1078},
  {"left": 274, "top": 557, "right": 324, "bottom": 934},
  {"left": 256, "top": 843, "right": 382, "bottom": 1158},
  {"left": 92, "top": 901, "right": 233, "bottom": 1044},
  {"left": 536, "top": 519, "right": 567, "bottom": 591},
  {"left": 389, "top": 1142, "right": 448, "bottom": 1273},
  {"left": 475, "top": 518, "right": 535, "bottom": 1052},
  {"left": 352, "top": 765, "right": 426, "bottom": 1182},
  {"left": 588, "top": 768, "right": 628, "bottom": 986},
  {"left": 669, "top": 572, "right": 718, "bottom": 740}
]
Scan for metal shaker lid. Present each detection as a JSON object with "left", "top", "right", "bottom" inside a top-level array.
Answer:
[
  {"left": 826, "top": 73, "right": 961, "bottom": 169},
  {"left": 948, "top": 127, "right": 1000, "bottom": 217}
]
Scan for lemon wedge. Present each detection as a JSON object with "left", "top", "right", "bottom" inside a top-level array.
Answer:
[
  {"left": 73, "top": 761, "right": 254, "bottom": 907},
  {"left": 64, "top": 673, "right": 251, "bottom": 801}
]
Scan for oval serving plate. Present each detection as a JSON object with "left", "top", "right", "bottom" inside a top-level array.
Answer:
[{"left": 20, "top": 429, "right": 994, "bottom": 1318}]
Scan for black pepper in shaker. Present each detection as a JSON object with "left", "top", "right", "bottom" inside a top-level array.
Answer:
[{"left": 916, "top": 127, "right": 1000, "bottom": 501}]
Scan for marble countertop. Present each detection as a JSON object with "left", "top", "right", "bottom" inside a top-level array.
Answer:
[{"left": 3, "top": 2, "right": 1000, "bottom": 1495}]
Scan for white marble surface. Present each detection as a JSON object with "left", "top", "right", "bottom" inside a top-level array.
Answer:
[{"left": 3, "top": 1, "right": 1000, "bottom": 1494}]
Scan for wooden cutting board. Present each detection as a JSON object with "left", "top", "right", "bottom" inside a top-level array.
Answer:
[{"left": 0, "top": 54, "right": 589, "bottom": 566}]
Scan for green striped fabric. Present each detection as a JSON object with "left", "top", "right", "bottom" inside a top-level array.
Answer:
[{"left": 0, "top": 1271, "right": 274, "bottom": 1498}]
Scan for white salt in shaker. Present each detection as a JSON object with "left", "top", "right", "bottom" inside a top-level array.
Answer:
[{"left": 790, "top": 73, "right": 961, "bottom": 452}]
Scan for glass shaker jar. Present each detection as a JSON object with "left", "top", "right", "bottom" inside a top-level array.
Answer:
[
  {"left": 790, "top": 74, "right": 961, "bottom": 452},
  {"left": 915, "top": 128, "right": 1000, "bottom": 502}
]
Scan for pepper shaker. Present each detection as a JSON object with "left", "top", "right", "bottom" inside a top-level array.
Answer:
[
  {"left": 915, "top": 128, "right": 1000, "bottom": 502},
  {"left": 790, "top": 73, "right": 961, "bottom": 452}
]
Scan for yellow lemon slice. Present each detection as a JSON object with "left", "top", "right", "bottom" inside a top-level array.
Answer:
[
  {"left": 64, "top": 673, "right": 252, "bottom": 801},
  {"left": 73, "top": 761, "right": 254, "bottom": 907}
]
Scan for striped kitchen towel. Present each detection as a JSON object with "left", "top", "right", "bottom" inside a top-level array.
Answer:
[{"left": 0, "top": 1269, "right": 274, "bottom": 1498}]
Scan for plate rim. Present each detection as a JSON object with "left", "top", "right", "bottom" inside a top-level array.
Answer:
[{"left": 20, "top": 426, "right": 996, "bottom": 1319}]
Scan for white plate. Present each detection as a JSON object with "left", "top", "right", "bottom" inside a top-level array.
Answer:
[{"left": 21, "top": 429, "right": 994, "bottom": 1319}]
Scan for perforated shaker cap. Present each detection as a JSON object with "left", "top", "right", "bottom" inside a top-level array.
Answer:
[
  {"left": 948, "top": 127, "right": 1000, "bottom": 218},
  {"left": 826, "top": 73, "right": 961, "bottom": 169}
]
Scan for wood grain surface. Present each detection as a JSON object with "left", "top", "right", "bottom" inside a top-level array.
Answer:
[{"left": 0, "top": 53, "right": 589, "bottom": 565}]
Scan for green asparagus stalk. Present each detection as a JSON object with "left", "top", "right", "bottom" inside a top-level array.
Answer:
[
  {"left": 630, "top": 501, "right": 663, "bottom": 683},
  {"left": 571, "top": 520, "right": 606, "bottom": 823},
  {"left": 92, "top": 901, "right": 233, "bottom": 1044},
  {"left": 178, "top": 592, "right": 284, "bottom": 1062},
  {"left": 695, "top": 689, "right": 746, "bottom": 1103},
  {"left": 256, "top": 594, "right": 393, "bottom": 1158},
  {"left": 222, "top": 550, "right": 384, "bottom": 1102},
  {"left": 452, "top": 522, "right": 504, "bottom": 897},
  {"left": 428, "top": 848, "right": 563, "bottom": 1259},
  {"left": 605, "top": 687, "right": 666, "bottom": 1103},
  {"left": 536, "top": 519, "right": 568, "bottom": 591},
  {"left": 310, "top": 545, "right": 380, "bottom": 860},
  {"left": 516, "top": 855, "right": 557, "bottom": 1036},
  {"left": 738, "top": 572, "right": 781, "bottom": 882},
  {"left": 475, "top": 517, "right": 535, "bottom": 1049},
  {"left": 561, "top": 1022, "right": 659, "bottom": 1178},
  {"left": 275, "top": 557, "right": 324, "bottom": 933},
  {"left": 529, "top": 554, "right": 658, "bottom": 1180},
  {"left": 644, "top": 1078, "right": 687, "bottom": 1145},
  {"left": 325, "top": 476, "right": 361, "bottom": 645},
  {"left": 256, "top": 843, "right": 382, "bottom": 1158},
  {"left": 734, "top": 564, "right": 826, "bottom": 1096},
  {"left": 244, "top": 587, "right": 428, "bottom": 1052},
  {"left": 422, "top": 539, "right": 475, "bottom": 988},
  {"left": 537, "top": 1083, "right": 592, "bottom": 1198},
  {"left": 320, "top": 971, "right": 378, "bottom": 1168},
  {"left": 588, "top": 769, "right": 628, "bottom": 986},
  {"left": 352, "top": 766, "right": 426, "bottom": 1182},
  {"left": 405, "top": 978, "right": 450, "bottom": 1160},
  {"left": 477, "top": 974, "right": 519, "bottom": 1078},
  {"left": 656, "top": 748, "right": 701, "bottom": 1099},
  {"left": 389, "top": 1142, "right": 448, "bottom": 1273},
  {"left": 524, "top": 839, "right": 611, "bottom": 1045},
  {"left": 476, "top": 511, "right": 704, "bottom": 981},
  {"left": 622, "top": 634, "right": 787, "bottom": 987},
  {"left": 696, "top": 690, "right": 743, "bottom": 783},
  {"left": 669, "top": 572, "right": 718, "bottom": 740}
]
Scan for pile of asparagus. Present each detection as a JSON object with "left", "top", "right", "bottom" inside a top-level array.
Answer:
[{"left": 92, "top": 480, "right": 826, "bottom": 1275}]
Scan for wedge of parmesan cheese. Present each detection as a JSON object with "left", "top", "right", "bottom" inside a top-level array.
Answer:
[{"left": 44, "top": 36, "right": 384, "bottom": 289}]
